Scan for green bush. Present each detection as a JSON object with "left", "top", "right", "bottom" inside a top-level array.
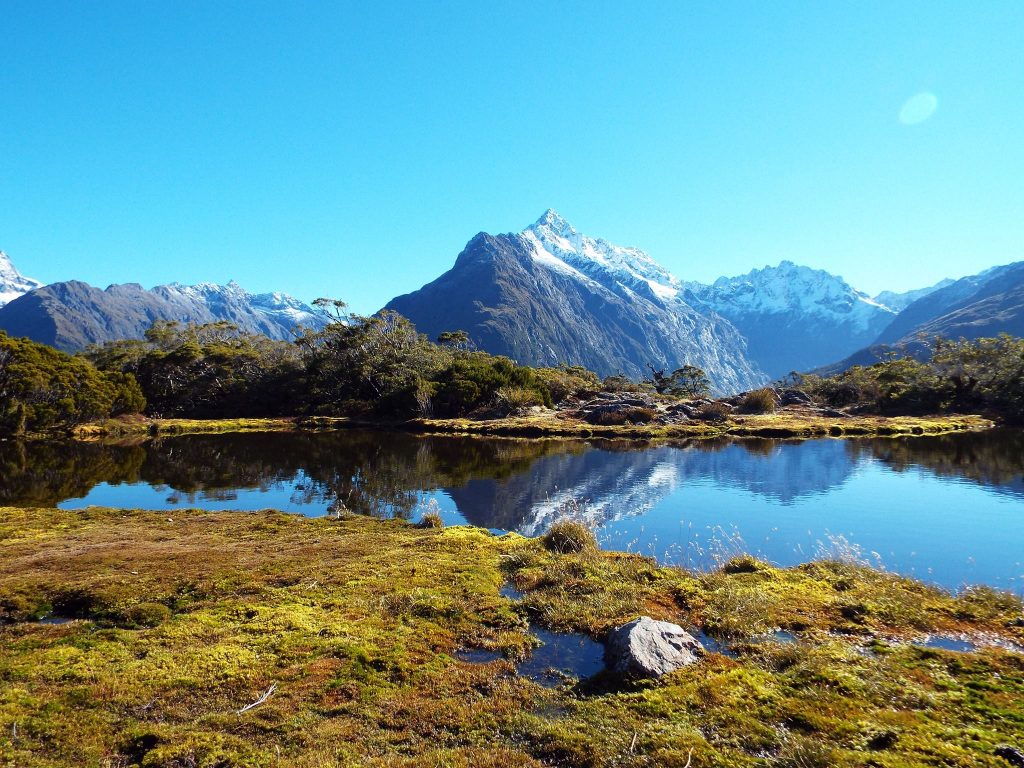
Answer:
[
  {"left": 494, "top": 386, "right": 544, "bottom": 413},
  {"left": 0, "top": 332, "right": 146, "bottom": 435},
  {"left": 532, "top": 365, "right": 601, "bottom": 403},
  {"left": 793, "top": 335, "right": 1024, "bottom": 418}
]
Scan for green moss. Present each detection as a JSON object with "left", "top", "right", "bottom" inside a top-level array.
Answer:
[
  {"left": 72, "top": 412, "right": 992, "bottom": 444},
  {"left": 0, "top": 506, "right": 1022, "bottom": 767}
]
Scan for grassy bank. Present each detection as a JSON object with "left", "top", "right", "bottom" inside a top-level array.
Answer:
[
  {"left": 71, "top": 416, "right": 353, "bottom": 440},
  {"left": 71, "top": 412, "right": 994, "bottom": 441},
  {"left": 1, "top": 507, "right": 1022, "bottom": 766},
  {"left": 408, "top": 412, "right": 992, "bottom": 439}
]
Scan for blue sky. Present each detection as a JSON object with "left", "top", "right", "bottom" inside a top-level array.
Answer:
[{"left": 1, "top": 1, "right": 1022, "bottom": 313}]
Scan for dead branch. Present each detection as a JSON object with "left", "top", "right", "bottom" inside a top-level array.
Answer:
[{"left": 236, "top": 683, "right": 277, "bottom": 715}]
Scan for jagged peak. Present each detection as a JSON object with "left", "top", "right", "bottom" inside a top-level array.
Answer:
[
  {"left": 533, "top": 208, "right": 574, "bottom": 235},
  {"left": 0, "top": 249, "right": 44, "bottom": 306},
  {"left": 519, "top": 210, "right": 681, "bottom": 301}
]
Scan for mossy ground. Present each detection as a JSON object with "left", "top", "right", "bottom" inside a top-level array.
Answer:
[
  {"left": 72, "top": 416, "right": 353, "bottom": 440},
  {"left": 71, "top": 412, "right": 992, "bottom": 442},
  {"left": 1, "top": 507, "right": 1022, "bottom": 767},
  {"left": 410, "top": 412, "right": 991, "bottom": 440}
]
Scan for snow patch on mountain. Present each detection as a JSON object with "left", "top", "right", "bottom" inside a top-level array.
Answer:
[
  {"left": 686, "top": 261, "right": 894, "bottom": 332},
  {"left": 0, "top": 251, "right": 43, "bottom": 307},
  {"left": 523, "top": 209, "right": 682, "bottom": 302},
  {"left": 155, "top": 280, "right": 327, "bottom": 331}
]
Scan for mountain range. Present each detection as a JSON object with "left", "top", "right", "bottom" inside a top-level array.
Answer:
[
  {"left": 2, "top": 211, "right": 1022, "bottom": 392},
  {"left": 683, "top": 261, "right": 897, "bottom": 378},
  {"left": 0, "top": 269, "right": 325, "bottom": 351},
  {"left": 821, "top": 261, "right": 1024, "bottom": 372}
]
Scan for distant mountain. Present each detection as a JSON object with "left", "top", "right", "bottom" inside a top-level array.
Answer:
[
  {"left": 0, "top": 278, "right": 326, "bottom": 351},
  {"left": 0, "top": 251, "right": 43, "bottom": 307},
  {"left": 874, "top": 279, "right": 954, "bottom": 313},
  {"left": 386, "top": 210, "right": 767, "bottom": 395},
  {"left": 684, "top": 262, "right": 896, "bottom": 379},
  {"left": 819, "top": 261, "right": 1024, "bottom": 373},
  {"left": 873, "top": 262, "right": 1024, "bottom": 345}
]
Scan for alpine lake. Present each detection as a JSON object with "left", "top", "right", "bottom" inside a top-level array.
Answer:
[{"left": 4, "top": 426, "right": 1023, "bottom": 593}]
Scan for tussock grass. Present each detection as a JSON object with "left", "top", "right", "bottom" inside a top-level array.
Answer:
[
  {"left": 737, "top": 387, "right": 780, "bottom": 414},
  {"left": 542, "top": 520, "right": 597, "bottom": 553}
]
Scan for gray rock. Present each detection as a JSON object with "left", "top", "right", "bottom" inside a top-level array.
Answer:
[
  {"left": 780, "top": 389, "right": 814, "bottom": 406},
  {"left": 996, "top": 745, "right": 1024, "bottom": 767},
  {"left": 605, "top": 616, "right": 704, "bottom": 679}
]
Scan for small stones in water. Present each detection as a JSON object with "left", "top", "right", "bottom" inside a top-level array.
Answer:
[{"left": 605, "top": 616, "right": 704, "bottom": 679}]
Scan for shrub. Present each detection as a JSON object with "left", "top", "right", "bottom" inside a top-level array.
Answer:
[
  {"left": 586, "top": 410, "right": 627, "bottom": 426},
  {"left": 622, "top": 406, "right": 657, "bottom": 423},
  {"left": 0, "top": 332, "right": 146, "bottom": 435},
  {"left": 430, "top": 353, "right": 551, "bottom": 416},
  {"left": 721, "top": 554, "right": 767, "bottom": 574},
  {"left": 738, "top": 387, "right": 779, "bottom": 414},
  {"left": 532, "top": 365, "right": 602, "bottom": 403},
  {"left": 494, "top": 386, "right": 543, "bottom": 413},
  {"left": 542, "top": 520, "right": 597, "bottom": 554},
  {"left": 601, "top": 374, "right": 648, "bottom": 393}
]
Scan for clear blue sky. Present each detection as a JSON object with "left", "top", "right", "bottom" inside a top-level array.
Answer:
[{"left": 1, "top": 1, "right": 1022, "bottom": 313}]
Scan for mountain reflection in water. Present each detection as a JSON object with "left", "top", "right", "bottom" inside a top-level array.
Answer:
[{"left": 2, "top": 429, "right": 1022, "bottom": 590}]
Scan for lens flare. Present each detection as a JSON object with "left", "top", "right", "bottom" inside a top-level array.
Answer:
[{"left": 899, "top": 92, "right": 938, "bottom": 125}]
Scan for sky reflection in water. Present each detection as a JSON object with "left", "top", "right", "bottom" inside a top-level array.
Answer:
[{"left": 2, "top": 429, "right": 1020, "bottom": 592}]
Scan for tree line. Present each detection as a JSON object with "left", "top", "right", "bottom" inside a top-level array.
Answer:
[
  {"left": 3, "top": 302, "right": 1023, "bottom": 436},
  {"left": 791, "top": 335, "right": 1024, "bottom": 419}
]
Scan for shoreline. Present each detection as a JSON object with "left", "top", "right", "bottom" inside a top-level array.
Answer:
[{"left": 67, "top": 411, "right": 995, "bottom": 442}]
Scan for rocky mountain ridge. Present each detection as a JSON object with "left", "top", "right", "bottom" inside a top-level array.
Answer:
[
  {"left": 684, "top": 261, "right": 898, "bottom": 378},
  {"left": 387, "top": 214, "right": 768, "bottom": 394},
  {"left": 0, "top": 251, "right": 43, "bottom": 307},
  {"left": 0, "top": 273, "right": 326, "bottom": 351}
]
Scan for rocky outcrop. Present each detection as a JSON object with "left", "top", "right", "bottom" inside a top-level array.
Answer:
[
  {"left": 995, "top": 745, "right": 1024, "bottom": 767},
  {"left": 605, "top": 616, "right": 704, "bottom": 678}
]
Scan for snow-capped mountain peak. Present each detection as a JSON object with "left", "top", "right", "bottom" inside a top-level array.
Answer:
[
  {"left": 155, "top": 280, "right": 326, "bottom": 329},
  {"left": 0, "top": 251, "right": 43, "bottom": 307},
  {"left": 691, "top": 260, "right": 893, "bottom": 329},
  {"left": 522, "top": 210, "right": 681, "bottom": 301},
  {"left": 684, "top": 261, "right": 898, "bottom": 378}
]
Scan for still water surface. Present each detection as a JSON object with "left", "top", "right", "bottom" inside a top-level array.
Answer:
[{"left": 2, "top": 429, "right": 1022, "bottom": 591}]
